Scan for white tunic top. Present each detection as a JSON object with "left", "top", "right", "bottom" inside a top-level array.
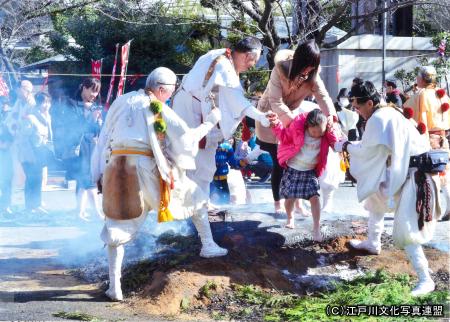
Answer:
[
  {"left": 348, "top": 106, "right": 430, "bottom": 203},
  {"left": 287, "top": 132, "right": 321, "bottom": 171},
  {"left": 92, "top": 89, "right": 215, "bottom": 184},
  {"left": 174, "top": 48, "right": 253, "bottom": 140}
]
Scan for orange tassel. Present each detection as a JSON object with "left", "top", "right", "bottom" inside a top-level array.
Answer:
[{"left": 158, "top": 176, "right": 173, "bottom": 223}]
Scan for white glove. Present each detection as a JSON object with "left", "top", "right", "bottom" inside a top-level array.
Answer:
[
  {"left": 205, "top": 129, "right": 223, "bottom": 148},
  {"left": 334, "top": 140, "right": 346, "bottom": 153},
  {"left": 244, "top": 106, "right": 270, "bottom": 127},
  {"left": 259, "top": 114, "right": 270, "bottom": 127},
  {"left": 205, "top": 108, "right": 221, "bottom": 126}
]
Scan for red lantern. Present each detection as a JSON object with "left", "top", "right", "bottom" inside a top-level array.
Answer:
[
  {"left": 417, "top": 122, "right": 427, "bottom": 134},
  {"left": 436, "top": 88, "right": 446, "bottom": 98},
  {"left": 403, "top": 107, "right": 414, "bottom": 119},
  {"left": 441, "top": 102, "right": 450, "bottom": 112}
]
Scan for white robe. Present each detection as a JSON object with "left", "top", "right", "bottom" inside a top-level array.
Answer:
[
  {"left": 172, "top": 49, "right": 255, "bottom": 192},
  {"left": 348, "top": 107, "right": 439, "bottom": 247},
  {"left": 92, "top": 90, "right": 215, "bottom": 246}
]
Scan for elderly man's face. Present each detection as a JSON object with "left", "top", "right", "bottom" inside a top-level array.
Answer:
[
  {"left": 416, "top": 75, "right": 426, "bottom": 89},
  {"left": 155, "top": 85, "right": 175, "bottom": 103},
  {"left": 20, "top": 85, "right": 32, "bottom": 100}
]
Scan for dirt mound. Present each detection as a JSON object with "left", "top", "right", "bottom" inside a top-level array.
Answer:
[
  {"left": 323, "top": 235, "right": 365, "bottom": 253},
  {"left": 118, "top": 233, "right": 449, "bottom": 318},
  {"left": 141, "top": 270, "right": 230, "bottom": 316}
]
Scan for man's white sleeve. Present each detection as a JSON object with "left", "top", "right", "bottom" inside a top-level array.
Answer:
[{"left": 218, "top": 86, "right": 269, "bottom": 137}]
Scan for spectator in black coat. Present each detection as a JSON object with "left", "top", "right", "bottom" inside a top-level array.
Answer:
[{"left": 385, "top": 79, "right": 403, "bottom": 108}]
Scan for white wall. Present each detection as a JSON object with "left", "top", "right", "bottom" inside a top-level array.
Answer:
[{"left": 320, "top": 35, "right": 437, "bottom": 99}]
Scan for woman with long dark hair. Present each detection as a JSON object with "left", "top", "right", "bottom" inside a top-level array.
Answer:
[
  {"left": 255, "top": 39, "right": 336, "bottom": 214},
  {"left": 60, "top": 77, "right": 103, "bottom": 220}
]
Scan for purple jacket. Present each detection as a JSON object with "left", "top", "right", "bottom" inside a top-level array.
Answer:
[{"left": 272, "top": 112, "right": 339, "bottom": 177}]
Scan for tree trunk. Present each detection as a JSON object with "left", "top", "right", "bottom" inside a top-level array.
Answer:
[{"left": 0, "top": 46, "right": 19, "bottom": 86}]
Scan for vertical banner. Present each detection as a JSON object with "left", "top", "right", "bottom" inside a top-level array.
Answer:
[
  {"left": 336, "top": 68, "right": 340, "bottom": 84},
  {"left": 0, "top": 75, "right": 9, "bottom": 96},
  {"left": 91, "top": 59, "right": 103, "bottom": 80},
  {"left": 105, "top": 44, "right": 119, "bottom": 110},
  {"left": 116, "top": 40, "right": 132, "bottom": 97}
]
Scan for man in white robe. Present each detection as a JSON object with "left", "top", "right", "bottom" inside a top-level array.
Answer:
[
  {"left": 335, "top": 81, "right": 440, "bottom": 296},
  {"left": 91, "top": 67, "right": 222, "bottom": 301},
  {"left": 172, "top": 37, "right": 270, "bottom": 257}
]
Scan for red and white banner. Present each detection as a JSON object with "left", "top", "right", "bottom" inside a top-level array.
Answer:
[
  {"left": 0, "top": 75, "right": 9, "bottom": 96},
  {"left": 116, "top": 40, "right": 132, "bottom": 97},
  {"left": 91, "top": 59, "right": 103, "bottom": 80},
  {"left": 105, "top": 44, "right": 119, "bottom": 109}
]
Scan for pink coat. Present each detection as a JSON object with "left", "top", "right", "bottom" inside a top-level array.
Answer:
[{"left": 272, "top": 112, "right": 339, "bottom": 177}]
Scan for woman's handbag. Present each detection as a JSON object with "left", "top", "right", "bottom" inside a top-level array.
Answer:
[{"left": 409, "top": 150, "right": 449, "bottom": 173}]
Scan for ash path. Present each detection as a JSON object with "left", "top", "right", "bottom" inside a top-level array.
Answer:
[{"left": 0, "top": 180, "right": 448, "bottom": 321}]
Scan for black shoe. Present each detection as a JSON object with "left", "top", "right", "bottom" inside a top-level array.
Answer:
[{"left": 259, "top": 173, "right": 271, "bottom": 183}]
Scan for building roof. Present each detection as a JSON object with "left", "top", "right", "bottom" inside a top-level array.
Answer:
[{"left": 20, "top": 54, "right": 74, "bottom": 71}]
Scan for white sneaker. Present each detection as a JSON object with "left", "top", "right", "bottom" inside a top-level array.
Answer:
[
  {"left": 105, "top": 287, "right": 123, "bottom": 301},
  {"left": 411, "top": 279, "right": 435, "bottom": 297},
  {"left": 199, "top": 242, "right": 228, "bottom": 258},
  {"left": 349, "top": 239, "right": 381, "bottom": 255}
]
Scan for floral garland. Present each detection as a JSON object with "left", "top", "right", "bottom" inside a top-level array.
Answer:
[
  {"left": 148, "top": 97, "right": 174, "bottom": 223},
  {"left": 149, "top": 99, "right": 167, "bottom": 140}
]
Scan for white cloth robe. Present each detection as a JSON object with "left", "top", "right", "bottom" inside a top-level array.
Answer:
[
  {"left": 92, "top": 90, "right": 215, "bottom": 246},
  {"left": 347, "top": 107, "right": 439, "bottom": 247},
  {"left": 172, "top": 48, "right": 257, "bottom": 192}
]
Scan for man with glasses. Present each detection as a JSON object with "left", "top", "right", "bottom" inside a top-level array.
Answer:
[
  {"left": 335, "top": 80, "right": 440, "bottom": 296},
  {"left": 172, "top": 37, "right": 271, "bottom": 258},
  {"left": 92, "top": 67, "right": 222, "bottom": 301}
]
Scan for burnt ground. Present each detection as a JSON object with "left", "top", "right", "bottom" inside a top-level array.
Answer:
[
  {"left": 1, "top": 183, "right": 449, "bottom": 321},
  {"left": 112, "top": 227, "right": 449, "bottom": 321}
]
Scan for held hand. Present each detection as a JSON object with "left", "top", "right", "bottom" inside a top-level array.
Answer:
[
  {"left": 266, "top": 111, "right": 280, "bottom": 128},
  {"left": 334, "top": 140, "right": 347, "bottom": 153}
]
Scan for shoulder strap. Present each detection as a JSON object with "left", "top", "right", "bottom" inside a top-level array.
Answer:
[
  {"left": 202, "top": 48, "right": 234, "bottom": 89},
  {"left": 202, "top": 54, "right": 228, "bottom": 88}
]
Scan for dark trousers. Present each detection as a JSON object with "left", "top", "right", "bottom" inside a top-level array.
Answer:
[
  {"left": 0, "top": 150, "right": 13, "bottom": 210},
  {"left": 256, "top": 139, "right": 283, "bottom": 202},
  {"left": 246, "top": 162, "right": 272, "bottom": 179},
  {"left": 22, "top": 162, "right": 43, "bottom": 209}
]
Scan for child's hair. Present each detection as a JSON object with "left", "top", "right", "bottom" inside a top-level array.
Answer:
[{"left": 305, "top": 108, "right": 327, "bottom": 128}]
